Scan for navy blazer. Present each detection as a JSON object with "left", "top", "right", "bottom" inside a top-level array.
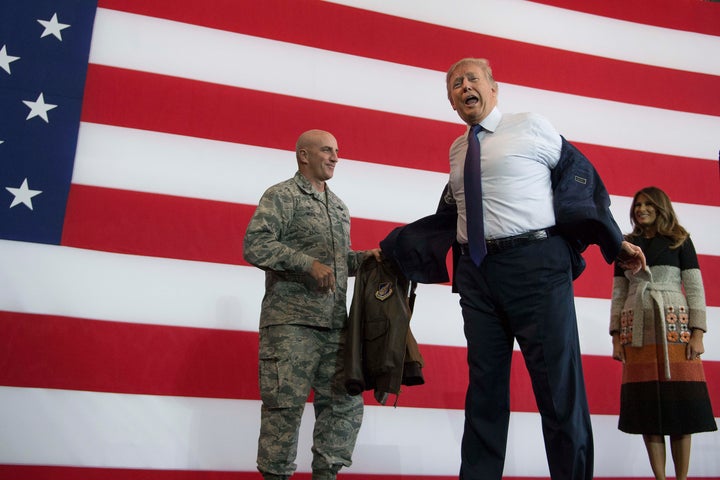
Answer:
[{"left": 381, "top": 137, "right": 623, "bottom": 284}]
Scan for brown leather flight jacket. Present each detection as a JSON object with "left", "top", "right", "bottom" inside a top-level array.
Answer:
[{"left": 344, "top": 256, "right": 425, "bottom": 405}]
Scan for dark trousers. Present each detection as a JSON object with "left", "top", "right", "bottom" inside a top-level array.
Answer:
[{"left": 456, "top": 236, "right": 593, "bottom": 480}]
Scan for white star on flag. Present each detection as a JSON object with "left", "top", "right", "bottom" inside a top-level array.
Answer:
[
  {"left": 23, "top": 93, "right": 58, "bottom": 122},
  {"left": 5, "top": 178, "right": 43, "bottom": 210},
  {"left": 0, "top": 45, "right": 20, "bottom": 74},
  {"left": 38, "top": 13, "right": 71, "bottom": 41}
]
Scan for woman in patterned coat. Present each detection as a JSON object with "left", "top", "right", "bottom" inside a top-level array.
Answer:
[{"left": 609, "top": 186, "right": 716, "bottom": 480}]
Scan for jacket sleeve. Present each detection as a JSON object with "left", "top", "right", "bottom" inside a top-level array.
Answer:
[
  {"left": 680, "top": 238, "right": 708, "bottom": 332},
  {"left": 552, "top": 137, "right": 624, "bottom": 265},
  {"left": 609, "top": 262, "right": 629, "bottom": 335},
  {"left": 402, "top": 323, "right": 425, "bottom": 387},
  {"left": 345, "top": 259, "right": 368, "bottom": 395}
]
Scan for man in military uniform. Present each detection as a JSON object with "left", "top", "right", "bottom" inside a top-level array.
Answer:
[{"left": 243, "top": 129, "right": 381, "bottom": 480}]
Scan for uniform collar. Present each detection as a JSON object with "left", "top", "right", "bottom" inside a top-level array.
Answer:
[{"left": 294, "top": 171, "right": 330, "bottom": 199}]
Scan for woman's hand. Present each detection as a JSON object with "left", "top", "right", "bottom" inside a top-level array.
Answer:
[
  {"left": 611, "top": 334, "right": 626, "bottom": 363},
  {"left": 687, "top": 329, "right": 705, "bottom": 360}
]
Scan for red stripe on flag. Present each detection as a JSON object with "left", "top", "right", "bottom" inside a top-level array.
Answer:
[
  {"left": 529, "top": 0, "right": 720, "bottom": 36},
  {"left": 0, "top": 466, "right": 261, "bottom": 480},
  {"left": 61, "top": 185, "right": 720, "bottom": 306},
  {"left": 574, "top": 142, "right": 720, "bottom": 208},
  {"left": 0, "top": 311, "right": 261, "bottom": 400},
  {"left": 3, "top": 311, "right": 719, "bottom": 415},
  {"left": 80, "top": 65, "right": 720, "bottom": 207},
  {"left": 62, "top": 185, "right": 250, "bottom": 265},
  {"left": 1, "top": 464, "right": 686, "bottom": 480},
  {"left": 96, "top": 0, "right": 720, "bottom": 117},
  {"left": 60, "top": 184, "right": 402, "bottom": 265}
]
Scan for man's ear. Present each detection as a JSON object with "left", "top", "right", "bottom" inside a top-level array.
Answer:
[{"left": 298, "top": 149, "right": 308, "bottom": 164}]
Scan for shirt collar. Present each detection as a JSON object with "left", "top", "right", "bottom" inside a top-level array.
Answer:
[
  {"left": 480, "top": 107, "right": 501, "bottom": 133},
  {"left": 466, "top": 106, "right": 501, "bottom": 134}
]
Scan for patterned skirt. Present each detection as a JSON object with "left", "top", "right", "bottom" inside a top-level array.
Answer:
[{"left": 619, "top": 308, "right": 717, "bottom": 435}]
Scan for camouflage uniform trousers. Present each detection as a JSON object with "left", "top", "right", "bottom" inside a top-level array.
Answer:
[{"left": 257, "top": 324, "right": 364, "bottom": 479}]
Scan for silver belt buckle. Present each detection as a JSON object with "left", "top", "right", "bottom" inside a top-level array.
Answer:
[{"left": 531, "top": 229, "right": 548, "bottom": 240}]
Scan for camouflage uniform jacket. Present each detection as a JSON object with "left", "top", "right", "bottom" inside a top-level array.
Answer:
[{"left": 243, "top": 171, "right": 366, "bottom": 329}]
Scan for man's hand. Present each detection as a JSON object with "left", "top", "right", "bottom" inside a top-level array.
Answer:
[
  {"left": 617, "top": 241, "right": 647, "bottom": 274},
  {"left": 367, "top": 248, "right": 382, "bottom": 262},
  {"left": 310, "top": 260, "right": 336, "bottom": 293}
]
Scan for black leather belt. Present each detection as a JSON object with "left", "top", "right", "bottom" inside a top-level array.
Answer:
[{"left": 459, "top": 227, "right": 558, "bottom": 256}]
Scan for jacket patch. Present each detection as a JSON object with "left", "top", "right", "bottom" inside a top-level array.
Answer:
[
  {"left": 573, "top": 175, "right": 587, "bottom": 185},
  {"left": 375, "top": 282, "right": 394, "bottom": 301}
]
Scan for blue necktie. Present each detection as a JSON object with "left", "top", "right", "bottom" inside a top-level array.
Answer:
[{"left": 464, "top": 124, "right": 486, "bottom": 266}]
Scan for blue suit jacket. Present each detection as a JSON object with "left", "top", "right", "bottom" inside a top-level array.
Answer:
[{"left": 380, "top": 137, "right": 623, "bottom": 284}]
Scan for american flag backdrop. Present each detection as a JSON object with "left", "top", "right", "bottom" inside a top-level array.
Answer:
[{"left": 1, "top": 0, "right": 719, "bottom": 479}]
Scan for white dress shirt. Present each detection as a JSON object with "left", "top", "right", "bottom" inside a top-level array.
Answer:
[{"left": 448, "top": 107, "right": 562, "bottom": 242}]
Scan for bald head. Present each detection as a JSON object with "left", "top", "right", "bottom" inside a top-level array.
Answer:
[
  {"left": 296, "top": 130, "right": 335, "bottom": 156},
  {"left": 295, "top": 129, "right": 339, "bottom": 191}
]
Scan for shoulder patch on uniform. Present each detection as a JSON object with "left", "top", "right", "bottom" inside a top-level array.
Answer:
[{"left": 375, "top": 282, "right": 394, "bottom": 301}]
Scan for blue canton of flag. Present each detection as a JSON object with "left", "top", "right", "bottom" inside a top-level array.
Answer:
[{"left": 0, "top": 0, "right": 97, "bottom": 245}]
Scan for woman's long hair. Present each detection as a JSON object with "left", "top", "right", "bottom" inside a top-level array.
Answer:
[{"left": 628, "top": 186, "right": 688, "bottom": 249}]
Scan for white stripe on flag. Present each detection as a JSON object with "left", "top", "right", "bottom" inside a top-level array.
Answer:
[
  {"left": 1, "top": 240, "right": 719, "bottom": 359},
  {"left": 1, "top": 386, "right": 718, "bottom": 476},
  {"left": 73, "top": 123, "right": 447, "bottom": 223}
]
